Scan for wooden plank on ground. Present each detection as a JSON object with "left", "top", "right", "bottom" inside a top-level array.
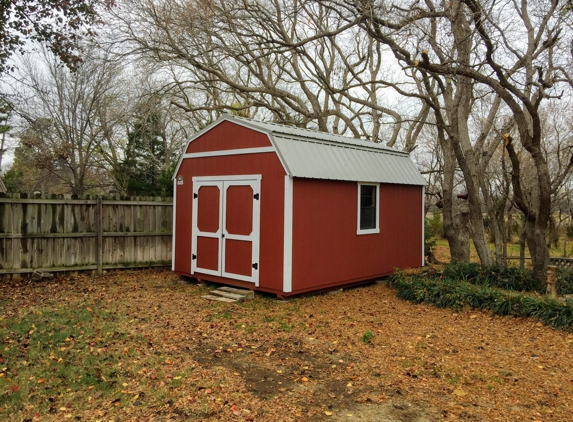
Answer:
[
  {"left": 201, "top": 294, "right": 237, "bottom": 303},
  {"left": 211, "top": 290, "right": 246, "bottom": 301},
  {"left": 218, "top": 286, "right": 255, "bottom": 299}
]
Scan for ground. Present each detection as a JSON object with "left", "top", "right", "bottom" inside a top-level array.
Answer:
[{"left": 1, "top": 270, "right": 572, "bottom": 421}]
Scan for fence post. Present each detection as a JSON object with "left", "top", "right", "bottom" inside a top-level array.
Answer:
[{"left": 96, "top": 197, "right": 103, "bottom": 275}]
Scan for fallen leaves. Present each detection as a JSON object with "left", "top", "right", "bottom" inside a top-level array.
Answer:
[{"left": 1, "top": 269, "right": 573, "bottom": 422}]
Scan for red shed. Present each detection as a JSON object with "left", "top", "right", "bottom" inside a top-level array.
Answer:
[{"left": 172, "top": 115, "right": 426, "bottom": 297}]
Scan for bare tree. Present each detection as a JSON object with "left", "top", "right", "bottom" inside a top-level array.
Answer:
[
  {"left": 11, "top": 48, "right": 127, "bottom": 195},
  {"left": 330, "top": 0, "right": 573, "bottom": 279},
  {"left": 108, "top": 0, "right": 430, "bottom": 146}
]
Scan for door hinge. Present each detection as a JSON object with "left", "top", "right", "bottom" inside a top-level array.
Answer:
[
  {"left": 193, "top": 193, "right": 198, "bottom": 199},
  {"left": 192, "top": 254, "right": 197, "bottom": 260},
  {"left": 252, "top": 263, "right": 258, "bottom": 270},
  {"left": 253, "top": 193, "right": 260, "bottom": 200}
]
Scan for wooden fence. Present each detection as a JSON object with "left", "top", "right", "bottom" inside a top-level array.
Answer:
[
  {"left": 506, "top": 257, "right": 573, "bottom": 269},
  {"left": 0, "top": 193, "right": 173, "bottom": 277}
]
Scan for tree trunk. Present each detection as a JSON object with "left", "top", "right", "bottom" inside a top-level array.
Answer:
[
  {"left": 438, "top": 128, "right": 470, "bottom": 262},
  {"left": 526, "top": 219, "right": 550, "bottom": 282},
  {"left": 519, "top": 227, "right": 527, "bottom": 270}
]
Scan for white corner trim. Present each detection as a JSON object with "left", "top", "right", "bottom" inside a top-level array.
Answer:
[
  {"left": 172, "top": 177, "right": 177, "bottom": 271},
  {"left": 357, "top": 182, "right": 380, "bottom": 235},
  {"left": 182, "top": 146, "right": 275, "bottom": 159},
  {"left": 422, "top": 185, "right": 426, "bottom": 267},
  {"left": 283, "top": 176, "right": 293, "bottom": 293}
]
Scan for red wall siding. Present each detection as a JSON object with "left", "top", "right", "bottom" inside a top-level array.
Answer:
[
  {"left": 291, "top": 179, "right": 422, "bottom": 293},
  {"left": 186, "top": 121, "right": 272, "bottom": 153},
  {"left": 174, "top": 124, "right": 286, "bottom": 293}
]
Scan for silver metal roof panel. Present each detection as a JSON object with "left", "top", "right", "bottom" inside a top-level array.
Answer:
[{"left": 272, "top": 135, "right": 426, "bottom": 185}]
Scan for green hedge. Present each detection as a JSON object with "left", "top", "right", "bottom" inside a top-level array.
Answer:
[
  {"left": 556, "top": 266, "right": 573, "bottom": 295},
  {"left": 390, "top": 272, "right": 573, "bottom": 331},
  {"left": 441, "top": 262, "right": 545, "bottom": 293}
]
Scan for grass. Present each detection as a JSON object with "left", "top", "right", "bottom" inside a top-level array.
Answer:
[
  {"left": 0, "top": 302, "right": 134, "bottom": 416},
  {"left": 361, "top": 331, "right": 374, "bottom": 344}
]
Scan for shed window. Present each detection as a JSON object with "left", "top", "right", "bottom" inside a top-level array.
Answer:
[{"left": 357, "top": 183, "right": 380, "bottom": 235}]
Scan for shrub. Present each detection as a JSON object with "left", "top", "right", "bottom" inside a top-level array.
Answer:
[
  {"left": 390, "top": 272, "right": 573, "bottom": 331},
  {"left": 556, "top": 266, "right": 573, "bottom": 295},
  {"left": 441, "top": 262, "right": 544, "bottom": 293}
]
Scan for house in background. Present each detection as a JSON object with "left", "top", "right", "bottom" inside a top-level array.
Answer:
[{"left": 172, "top": 115, "right": 426, "bottom": 297}]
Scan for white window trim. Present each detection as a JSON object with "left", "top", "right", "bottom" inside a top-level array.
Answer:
[{"left": 357, "top": 182, "right": 380, "bottom": 235}]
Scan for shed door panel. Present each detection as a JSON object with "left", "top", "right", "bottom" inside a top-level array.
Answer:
[
  {"left": 221, "top": 181, "right": 260, "bottom": 283},
  {"left": 191, "top": 181, "right": 223, "bottom": 277},
  {"left": 225, "top": 185, "right": 253, "bottom": 235},
  {"left": 196, "top": 237, "right": 220, "bottom": 272},
  {"left": 197, "top": 186, "right": 220, "bottom": 232},
  {"left": 223, "top": 239, "right": 252, "bottom": 277}
]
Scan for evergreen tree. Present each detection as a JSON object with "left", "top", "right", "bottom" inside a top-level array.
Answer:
[{"left": 115, "top": 108, "right": 175, "bottom": 197}]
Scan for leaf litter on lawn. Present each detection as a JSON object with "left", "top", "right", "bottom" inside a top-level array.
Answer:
[{"left": 1, "top": 269, "right": 572, "bottom": 421}]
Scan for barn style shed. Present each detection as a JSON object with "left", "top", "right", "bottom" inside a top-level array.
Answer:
[{"left": 172, "top": 115, "right": 426, "bottom": 297}]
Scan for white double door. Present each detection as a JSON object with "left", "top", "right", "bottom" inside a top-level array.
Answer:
[{"left": 191, "top": 176, "right": 261, "bottom": 285}]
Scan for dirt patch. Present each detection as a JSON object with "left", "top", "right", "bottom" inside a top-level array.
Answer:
[{"left": 193, "top": 340, "right": 441, "bottom": 420}]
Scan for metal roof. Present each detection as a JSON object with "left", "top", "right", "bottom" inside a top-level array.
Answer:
[
  {"left": 228, "top": 115, "right": 426, "bottom": 186},
  {"left": 271, "top": 135, "right": 426, "bottom": 185},
  {"left": 176, "top": 115, "right": 426, "bottom": 186},
  {"left": 231, "top": 116, "right": 403, "bottom": 154}
]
